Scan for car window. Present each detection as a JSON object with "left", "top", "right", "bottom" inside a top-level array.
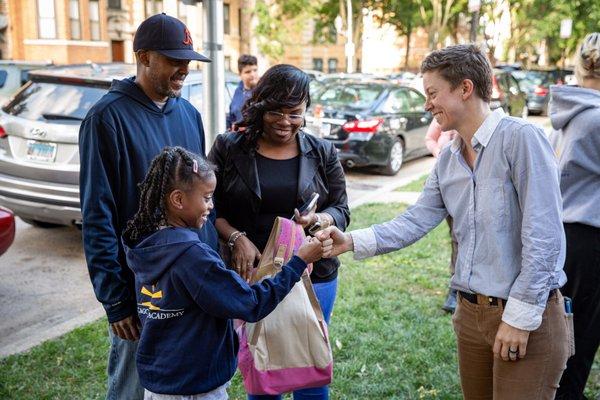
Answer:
[
  {"left": 512, "top": 71, "right": 526, "bottom": 81},
  {"left": 225, "top": 81, "right": 238, "bottom": 111},
  {"left": 20, "top": 70, "right": 30, "bottom": 85},
  {"left": 380, "top": 89, "right": 410, "bottom": 113},
  {"left": 497, "top": 74, "right": 510, "bottom": 92},
  {"left": 407, "top": 89, "right": 426, "bottom": 112},
  {"left": 0, "top": 70, "right": 7, "bottom": 88},
  {"left": 522, "top": 71, "right": 552, "bottom": 87},
  {"left": 507, "top": 75, "right": 521, "bottom": 92},
  {"left": 309, "top": 80, "right": 324, "bottom": 99},
  {"left": 314, "top": 84, "right": 383, "bottom": 110},
  {"left": 3, "top": 82, "right": 106, "bottom": 122},
  {"left": 225, "top": 81, "right": 237, "bottom": 99},
  {"left": 188, "top": 83, "right": 202, "bottom": 111}
]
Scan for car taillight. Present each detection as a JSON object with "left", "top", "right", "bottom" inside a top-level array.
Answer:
[
  {"left": 534, "top": 85, "right": 549, "bottom": 96},
  {"left": 0, "top": 125, "right": 6, "bottom": 138},
  {"left": 342, "top": 118, "right": 383, "bottom": 133},
  {"left": 491, "top": 76, "right": 501, "bottom": 99}
]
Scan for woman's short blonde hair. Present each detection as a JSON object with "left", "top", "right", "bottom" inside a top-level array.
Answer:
[{"left": 575, "top": 32, "right": 600, "bottom": 83}]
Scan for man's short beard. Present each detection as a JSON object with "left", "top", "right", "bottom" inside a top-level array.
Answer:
[{"left": 149, "top": 71, "right": 182, "bottom": 98}]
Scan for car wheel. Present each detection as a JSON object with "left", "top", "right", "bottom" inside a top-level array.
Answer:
[
  {"left": 21, "top": 218, "right": 62, "bottom": 228},
  {"left": 380, "top": 139, "right": 404, "bottom": 176}
]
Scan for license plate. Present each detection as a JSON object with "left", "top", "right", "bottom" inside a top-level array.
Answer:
[{"left": 26, "top": 140, "right": 57, "bottom": 162}]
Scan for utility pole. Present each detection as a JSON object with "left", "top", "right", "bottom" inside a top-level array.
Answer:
[{"left": 202, "top": 0, "right": 225, "bottom": 146}]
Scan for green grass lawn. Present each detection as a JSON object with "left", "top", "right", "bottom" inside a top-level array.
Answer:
[
  {"left": 1, "top": 203, "right": 599, "bottom": 399},
  {"left": 396, "top": 174, "right": 429, "bottom": 192}
]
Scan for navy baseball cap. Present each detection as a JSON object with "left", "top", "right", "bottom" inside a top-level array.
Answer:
[{"left": 133, "top": 13, "right": 211, "bottom": 62}]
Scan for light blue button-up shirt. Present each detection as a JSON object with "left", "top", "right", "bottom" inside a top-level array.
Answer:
[{"left": 351, "top": 109, "right": 566, "bottom": 330}]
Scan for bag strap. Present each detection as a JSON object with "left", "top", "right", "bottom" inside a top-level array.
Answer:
[
  {"left": 249, "top": 320, "right": 262, "bottom": 346},
  {"left": 273, "top": 244, "right": 287, "bottom": 270},
  {"left": 301, "top": 271, "right": 329, "bottom": 343}
]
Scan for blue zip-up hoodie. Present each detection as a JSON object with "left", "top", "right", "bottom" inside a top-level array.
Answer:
[
  {"left": 124, "top": 227, "right": 307, "bottom": 395},
  {"left": 226, "top": 81, "right": 253, "bottom": 129},
  {"left": 79, "top": 77, "right": 218, "bottom": 323}
]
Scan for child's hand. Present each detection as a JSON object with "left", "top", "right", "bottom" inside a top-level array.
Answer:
[{"left": 296, "top": 236, "right": 323, "bottom": 265}]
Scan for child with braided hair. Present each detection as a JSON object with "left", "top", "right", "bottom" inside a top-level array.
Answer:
[{"left": 122, "top": 146, "right": 327, "bottom": 400}]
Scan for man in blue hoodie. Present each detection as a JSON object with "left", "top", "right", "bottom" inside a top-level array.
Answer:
[
  {"left": 79, "top": 14, "right": 218, "bottom": 400},
  {"left": 226, "top": 54, "right": 258, "bottom": 129}
]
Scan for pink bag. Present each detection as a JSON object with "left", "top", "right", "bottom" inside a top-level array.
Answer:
[{"left": 236, "top": 217, "right": 333, "bottom": 395}]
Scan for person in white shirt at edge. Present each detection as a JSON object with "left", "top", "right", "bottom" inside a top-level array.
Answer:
[{"left": 318, "top": 44, "right": 571, "bottom": 400}]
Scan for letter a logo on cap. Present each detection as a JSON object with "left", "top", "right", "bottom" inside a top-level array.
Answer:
[{"left": 183, "top": 27, "right": 193, "bottom": 45}]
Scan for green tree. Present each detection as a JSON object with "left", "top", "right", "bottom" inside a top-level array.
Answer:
[
  {"left": 253, "top": 0, "right": 314, "bottom": 61},
  {"left": 367, "top": 0, "right": 467, "bottom": 53},
  {"left": 504, "top": 0, "right": 600, "bottom": 66}
]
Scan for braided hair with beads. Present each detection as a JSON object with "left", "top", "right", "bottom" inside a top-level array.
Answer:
[{"left": 123, "top": 146, "right": 216, "bottom": 243}]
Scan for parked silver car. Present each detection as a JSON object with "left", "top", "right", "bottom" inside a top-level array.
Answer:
[
  {"left": 0, "top": 63, "right": 239, "bottom": 227},
  {"left": 0, "top": 60, "right": 53, "bottom": 105}
]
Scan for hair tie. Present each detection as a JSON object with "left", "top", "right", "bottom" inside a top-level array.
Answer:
[{"left": 193, "top": 159, "right": 198, "bottom": 174}]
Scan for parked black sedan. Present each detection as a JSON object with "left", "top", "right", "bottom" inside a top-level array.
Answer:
[
  {"left": 305, "top": 80, "right": 432, "bottom": 175},
  {"left": 511, "top": 69, "right": 568, "bottom": 115},
  {"left": 491, "top": 68, "right": 528, "bottom": 118}
]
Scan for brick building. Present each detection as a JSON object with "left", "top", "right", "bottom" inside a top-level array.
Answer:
[{"left": 0, "top": 0, "right": 428, "bottom": 73}]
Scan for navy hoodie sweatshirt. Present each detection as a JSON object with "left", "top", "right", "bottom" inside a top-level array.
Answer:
[
  {"left": 124, "top": 227, "right": 307, "bottom": 395},
  {"left": 79, "top": 77, "right": 218, "bottom": 323}
]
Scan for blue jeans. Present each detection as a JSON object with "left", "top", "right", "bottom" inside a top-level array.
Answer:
[
  {"left": 107, "top": 327, "right": 144, "bottom": 400},
  {"left": 248, "top": 277, "right": 338, "bottom": 400}
]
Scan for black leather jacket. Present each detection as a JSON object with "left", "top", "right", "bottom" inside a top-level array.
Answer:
[{"left": 208, "top": 130, "right": 350, "bottom": 282}]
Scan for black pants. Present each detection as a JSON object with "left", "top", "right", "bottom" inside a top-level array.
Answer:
[{"left": 555, "top": 223, "right": 600, "bottom": 400}]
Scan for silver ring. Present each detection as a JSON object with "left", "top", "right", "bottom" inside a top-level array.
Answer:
[{"left": 508, "top": 348, "right": 518, "bottom": 354}]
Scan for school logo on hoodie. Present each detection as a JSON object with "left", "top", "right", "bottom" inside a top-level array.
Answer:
[{"left": 138, "top": 285, "right": 185, "bottom": 320}]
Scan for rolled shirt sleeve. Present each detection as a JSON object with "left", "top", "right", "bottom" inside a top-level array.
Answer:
[{"left": 501, "top": 124, "right": 566, "bottom": 331}]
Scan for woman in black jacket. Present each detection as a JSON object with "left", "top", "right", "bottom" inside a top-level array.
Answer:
[{"left": 208, "top": 64, "right": 350, "bottom": 400}]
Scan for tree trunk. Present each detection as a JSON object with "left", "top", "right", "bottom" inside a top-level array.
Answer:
[{"left": 405, "top": 26, "right": 412, "bottom": 69}]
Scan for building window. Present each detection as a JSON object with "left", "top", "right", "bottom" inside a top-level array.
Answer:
[
  {"left": 327, "top": 58, "right": 338, "bottom": 73},
  {"left": 69, "top": 0, "right": 81, "bottom": 40},
  {"left": 312, "top": 58, "right": 323, "bottom": 72},
  {"left": 108, "top": 0, "right": 121, "bottom": 9},
  {"left": 145, "top": 0, "right": 163, "bottom": 16},
  {"left": 224, "top": 56, "right": 231, "bottom": 71},
  {"left": 37, "top": 0, "right": 57, "bottom": 39},
  {"left": 223, "top": 4, "right": 230, "bottom": 35},
  {"left": 238, "top": 8, "right": 242, "bottom": 37},
  {"left": 89, "top": 0, "right": 101, "bottom": 40}
]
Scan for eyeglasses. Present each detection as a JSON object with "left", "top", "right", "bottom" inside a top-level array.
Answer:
[{"left": 265, "top": 110, "right": 305, "bottom": 123}]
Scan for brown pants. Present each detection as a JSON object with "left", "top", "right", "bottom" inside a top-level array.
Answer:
[{"left": 452, "top": 291, "right": 571, "bottom": 399}]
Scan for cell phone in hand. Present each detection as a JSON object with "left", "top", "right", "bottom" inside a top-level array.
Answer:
[{"left": 292, "top": 193, "right": 319, "bottom": 220}]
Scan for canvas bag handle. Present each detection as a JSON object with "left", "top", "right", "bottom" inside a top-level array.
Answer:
[
  {"left": 249, "top": 218, "right": 295, "bottom": 345},
  {"left": 248, "top": 218, "right": 328, "bottom": 345}
]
